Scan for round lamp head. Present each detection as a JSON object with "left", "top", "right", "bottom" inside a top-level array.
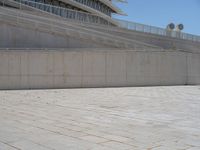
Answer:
[
  {"left": 177, "top": 24, "right": 184, "bottom": 31},
  {"left": 168, "top": 23, "right": 175, "bottom": 30}
]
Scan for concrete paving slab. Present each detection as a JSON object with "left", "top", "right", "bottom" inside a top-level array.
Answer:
[{"left": 0, "top": 86, "right": 200, "bottom": 150}]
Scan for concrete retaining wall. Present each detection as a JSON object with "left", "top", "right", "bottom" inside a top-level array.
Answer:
[
  {"left": 0, "top": 49, "right": 199, "bottom": 90},
  {"left": 187, "top": 53, "right": 200, "bottom": 84}
]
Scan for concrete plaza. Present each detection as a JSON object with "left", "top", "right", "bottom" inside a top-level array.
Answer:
[{"left": 0, "top": 86, "right": 200, "bottom": 150}]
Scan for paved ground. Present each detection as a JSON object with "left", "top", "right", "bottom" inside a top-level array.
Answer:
[{"left": 0, "top": 86, "right": 200, "bottom": 150}]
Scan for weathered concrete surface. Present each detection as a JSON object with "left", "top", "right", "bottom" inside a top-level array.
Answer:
[
  {"left": 0, "top": 6, "right": 162, "bottom": 49},
  {"left": 0, "top": 23, "right": 110, "bottom": 48},
  {"left": 88, "top": 24, "right": 200, "bottom": 52},
  {"left": 0, "top": 86, "right": 200, "bottom": 150},
  {"left": 1, "top": 49, "right": 200, "bottom": 89},
  {"left": 187, "top": 53, "right": 200, "bottom": 84}
]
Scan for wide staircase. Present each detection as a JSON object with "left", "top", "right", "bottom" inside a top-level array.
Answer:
[
  {"left": 0, "top": 0, "right": 162, "bottom": 49},
  {"left": 1, "top": 0, "right": 200, "bottom": 51}
]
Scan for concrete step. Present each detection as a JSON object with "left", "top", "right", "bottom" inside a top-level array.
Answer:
[
  {"left": 0, "top": 0, "right": 161, "bottom": 49},
  {"left": 0, "top": 6, "right": 161, "bottom": 49},
  {"left": 2, "top": 0, "right": 199, "bottom": 52},
  {"left": 77, "top": 22, "right": 200, "bottom": 52}
]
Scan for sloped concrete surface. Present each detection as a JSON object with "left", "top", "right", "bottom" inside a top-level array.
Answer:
[
  {"left": 0, "top": 86, "right": 200, "bottom": 150},
  {"left": 0, "top": 6, "right": 158, "bottom": 49}
]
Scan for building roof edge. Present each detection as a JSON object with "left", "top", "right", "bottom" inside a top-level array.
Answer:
[{"left": 98, "top": 0, "right": 126, "bottom": 15}]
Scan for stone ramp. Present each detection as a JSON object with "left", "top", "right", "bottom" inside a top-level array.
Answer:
[
  {"left": 0, "top": 7, "right": 125, "bottom": 48},
  {"left": 0, "top": 5, "right": 160, "bottom": 49},
  {"left": 78, "top": 21, "right": 200, "bottom": 52}
]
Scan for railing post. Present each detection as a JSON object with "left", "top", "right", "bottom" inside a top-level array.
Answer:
[
  {"left": 98, "top": 17, "right": 100, "bottom": 24},
  {"left": 142, "top": 25, "right": 145, "bottom": 32},
  {"left": 20, "top": 0, "right": 21, "bottom": 10},
  {"left": 86, "top": 14, "right": 89, "bottom": 23},
  {"left": 75, "top": 11, "right": 77, "bottom": 20}
]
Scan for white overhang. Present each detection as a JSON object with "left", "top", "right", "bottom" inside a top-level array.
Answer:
[
  {"left": 60, "top": 0, "right": 126, "bottom": 15},
  {"left": 94, "top": 0, "right": 126, "bottom": 15},
  {"left": 113, "top": 0, "right": 127, "bottom": 3},
  {"left": 97, "top": 0, "right": 126, "bottom": 15}
]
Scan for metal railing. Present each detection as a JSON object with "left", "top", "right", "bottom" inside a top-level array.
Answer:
[
  {"left": 115, "top": 19, "right": 200, "bottom": 42},
  {"left": 11, "top": 0, "right": 112, "bottom": 25}
]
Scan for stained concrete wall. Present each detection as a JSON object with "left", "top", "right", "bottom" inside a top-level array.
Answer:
[
  {"left": 0, "top": 49, "right": 199, "bottom": 90},
  {"left": 187, "top": 53, "right": 200, "bottom": 84},
  {"left": 0, "top": 23, "right": 111, "bottom": 48}
]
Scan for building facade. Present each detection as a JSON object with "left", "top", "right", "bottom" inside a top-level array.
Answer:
[{"left": 27, "top": 0, "right": 125, "bottom": 25}]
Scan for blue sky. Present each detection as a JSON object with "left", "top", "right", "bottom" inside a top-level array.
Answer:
[{"left": 114, "top": 0, "right": 200, "bottom": 35}]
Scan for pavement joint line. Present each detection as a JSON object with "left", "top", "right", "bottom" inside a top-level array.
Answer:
[
  {"left": 0, "top": 140, "right": 22, "bottom": 150},
  {"left": 1, "top": 86, "right": 200, "bottom": 149}
]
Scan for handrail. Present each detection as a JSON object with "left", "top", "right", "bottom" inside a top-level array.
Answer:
[{"left": 115, "top": 19, "right": 200, "bottom": 43}]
